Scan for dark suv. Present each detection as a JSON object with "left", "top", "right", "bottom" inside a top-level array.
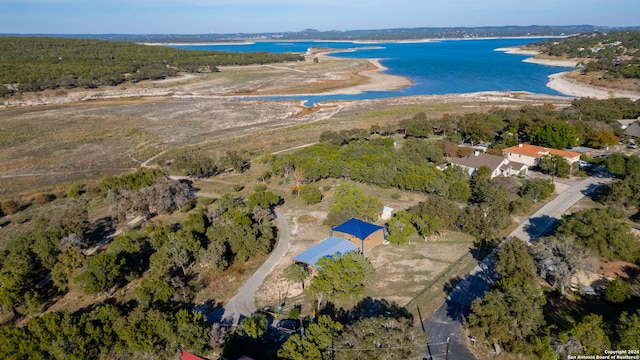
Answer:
[{"left": 276, "top": 319, "right": 301, "bottom": 334}]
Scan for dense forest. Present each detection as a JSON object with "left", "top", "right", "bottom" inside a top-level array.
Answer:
[
  {"left": 0, "top": 37, "right": 304, "bottom": 96},
  {"left": 532, "top": 30, "right": 640, "bottom": 79}
]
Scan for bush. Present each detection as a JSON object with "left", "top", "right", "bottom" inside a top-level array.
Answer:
[
  {"left": 233, "top": 184, "right": 244, "bottom": 192},
  {"left": 288, "top": 307, "right": 300, "bottom": 320},
  {"left": 390, "top": 192, "right": 401, "bottom": 200},
  {"left": 34, "top": 193, "right": 56, "bottom": 205},
  {"left": 301, "top": 186, "right": 323, "bottom": 205},
  {"left": 67, "top": 183, "right": 82, "bottom": 198},
  {"left": 1, "top": 199, "right": 20, "bottom": 215},
  {"left": 604, "top": 278, "right": 630, "bottom": 303}
]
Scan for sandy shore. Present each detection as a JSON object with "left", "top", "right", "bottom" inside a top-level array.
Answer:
[
  {"left": 548, "top": 72, "right": 640, "bottom": 100},
  {"left": 337, "top": 58, "right": 414, "bottom": 94},
  {"left": 496, "top": 45, "right": 640, "bottom": 99},
  {"left": 523, "top": 57, "right": 580, "bottom": 67},
  {"left": 495, "top": 46, "right": 579, "bottom": 67}
]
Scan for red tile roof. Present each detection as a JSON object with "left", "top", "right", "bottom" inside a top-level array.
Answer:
[{"left": 502, "top": 144, "right": 580, "bottom": 159}]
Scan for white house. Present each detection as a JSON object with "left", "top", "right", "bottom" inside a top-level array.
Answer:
[{"left": 448, "top": 151, "right": 528, "bottom": 179}]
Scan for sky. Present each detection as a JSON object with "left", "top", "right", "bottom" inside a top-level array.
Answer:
[{"left": 1, "top": 0, "right": 639, "bottom": 34}]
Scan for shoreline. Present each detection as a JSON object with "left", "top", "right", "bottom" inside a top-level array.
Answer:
[
  {"left": 547, "top": 71, "right": 640, "bottom": 100},
  {"left": 497, "top": 45, "right": 640, "bottom": 99},
  {"left": 141, "top": 35, "right": 568, "bottom": 47}
]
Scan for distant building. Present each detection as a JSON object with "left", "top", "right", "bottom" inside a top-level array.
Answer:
[
  {"left": 615, "top": 118, "right": 638, "bottom": 130},
  {"left": 380, "top": 206, "right": 394, "bottom": 221},
  {"left": 623, "top": 122, "right": 640, "bottom": 140},
  {"left": 448, "top": 151, "right": 527, "bottom": 179},
  {"left": 502, "top": 144, "right": 581, "bottom": 167},
  {"left": 567, "top": 146, "right": 594, "bottom": 155}
]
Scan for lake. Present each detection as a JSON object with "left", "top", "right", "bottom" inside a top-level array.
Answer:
[{"left": 172, "top": 38, "right": 575, "bottom": 105}]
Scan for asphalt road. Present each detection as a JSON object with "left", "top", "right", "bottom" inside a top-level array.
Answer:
[
  {"left": 219, "top": 209, "right": 291, "bottom": 325},
  {"left": 422, "top": 175, "right": 610, "bottom": 360}
]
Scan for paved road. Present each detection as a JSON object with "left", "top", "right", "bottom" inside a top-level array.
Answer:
[
  {"left": 219, "top": 209, "right": 291, "bottom": 325},
  {"left": 422, "top": 176, "right": 610, "bottom": 360}
]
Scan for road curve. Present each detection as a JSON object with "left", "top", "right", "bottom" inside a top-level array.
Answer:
[
  {"left": 422, "top": 175, "right": 610, "bottom": 360},
  {"left": 221, "top": 209, "right": 291, "bottom": 324}
]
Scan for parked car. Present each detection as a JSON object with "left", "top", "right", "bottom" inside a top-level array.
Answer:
[
  {"left": 628, "top": 143, "right": 638, "bottom": 149},
  {"left": 277, "top": 319, "right": 301, "bottom": 334},
  {"left": 577, "top": 160, "right": 591, "bottom": 168}
]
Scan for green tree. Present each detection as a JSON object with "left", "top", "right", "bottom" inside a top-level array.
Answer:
[
  {"left": 604, "top": 277, "right": 630, "bottom": 303},
  {"left": 385, "top": 210, "right": 417, "bottom": 244},
  {"left": 494, "top": 238, "right": 537, "bottom": 285},
  {"left": 325, "top": 184, "right": 383, "bottom": 227},
  {"left": 246, "top": 190, "right": 282, "bottom": 209},
  {"left": 75, "top": 252, "right": 125, "bottom": 295},
  {"left": 538, "top": 154, "right": 571, "bottom": 179},
  {"left": 50, "top": 249, "right": 84, "bottom": 292},
  {"left": 518, "top": 178, "right": 555, "bottom": 203},
  {"left": 134, "top": 276, "right": 176, "bottom": 305},
  {"left": 529, "top": 122, "right": 578, "bottom": 149},
  {"left": 308, "top": 252, "right": 375, "bottom": 309},
  {"left": 616, "top": 310, "right": 640, "bottom": 349},
  {"left": 197, "top": 240, "right": 228, "bottom": 274},
  {"left": 469, "top": 280, "right": 546, "bottom": 353},
  {"left": 557, "top": 208, "right": 640, "bottom": 262},
  {"left": 183, "top": 209, "right": 208, "bottom": 235},
  {"left": 165, "top": 230, "right": 202, "bottom": 275},
  {"left": 221, "top": 150, "right": 249, "bottom": 174},
  {"left": 409, "top": 196, "right": 461, "bottom": 239},
  {"left": 237, "top": 313, "right": 268, "bottom": 340},
  {"left": 278, "top": 315, "right": 344, "bottom": 360},
  {"left": 557, "top": 314, "right": 611, "bottom": 356},
  {"left": 284, "top": 263, "right": 309, "bottom": 290},
  {"left": 337, "top": 316, "right": 429, "bottom": 360},
  {"left": 301, "top": 185, "right": 323, "bottom": 204}
]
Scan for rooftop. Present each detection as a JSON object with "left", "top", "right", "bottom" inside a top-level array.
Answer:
[
  {"left": 503, "top": 144, "right": 580, "bottom": 159},
  {"left": 293, "top": 237, "right": 359, "bottom": 267},
  {"left": 449, "top": 152, "right": 506, "bottom": 171}
]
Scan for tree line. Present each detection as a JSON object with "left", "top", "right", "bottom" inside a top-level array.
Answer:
[{"left": 0, "top": 36, "right": 304, "bottom": 96}]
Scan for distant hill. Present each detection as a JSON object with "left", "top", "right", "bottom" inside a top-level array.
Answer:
[{"left": 3, "top": 25, "right": 640, "bottom": 43}]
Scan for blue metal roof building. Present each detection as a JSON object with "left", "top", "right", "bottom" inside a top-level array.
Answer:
[
  {"left": 293, "top": 237, "right": 360, "bottom": 267},
  {"left": 330, "top": 218, "right": 386, "bottom": 255}
]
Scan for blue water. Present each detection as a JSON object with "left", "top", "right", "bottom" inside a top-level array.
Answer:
[{"left": 173, "top": 39, "right": 575, "bottom": 105}]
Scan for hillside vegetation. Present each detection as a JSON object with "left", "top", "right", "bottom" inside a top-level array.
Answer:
[
  {"left": 0, "top": 37, "right": 304, "bottom": 96},
  {"left": 532, "top": 31, "right": 640, "bottom": 79}
]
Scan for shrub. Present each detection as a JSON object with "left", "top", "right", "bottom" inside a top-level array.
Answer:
[{"left": 301, "top": 186, "right": 323, "bottom": 205}]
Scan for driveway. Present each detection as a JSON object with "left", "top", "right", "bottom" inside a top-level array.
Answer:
[
  {"left": 422, "top": 176, "right": 610, "bottom": 360},
  {"left": 219, "top": 209, "right": 291, "bottom": 325}
]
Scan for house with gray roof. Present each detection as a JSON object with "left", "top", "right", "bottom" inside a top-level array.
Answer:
[
  {"left": 623, "top": 122, "right": 640, "bottom": 140},
  {"left": 616, "top": 119, "right": 638, "bottom": 130},
  {"left": 448, "top": 151, "right": 528, "bottom": 179}
]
